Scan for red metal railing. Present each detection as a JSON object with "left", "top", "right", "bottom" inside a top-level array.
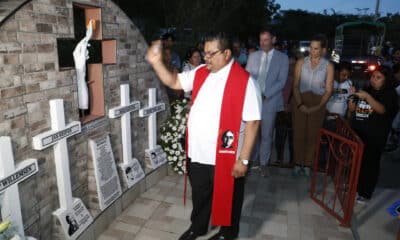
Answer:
[{"left": 310, "top": 116, "right": 364, "bottom": 227}]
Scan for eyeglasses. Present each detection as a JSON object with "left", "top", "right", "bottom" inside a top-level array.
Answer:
[{"left": 204, "top": 49, "right": 222, "bottom": 59}]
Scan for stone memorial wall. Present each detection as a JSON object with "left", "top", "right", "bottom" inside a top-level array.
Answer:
[{"left": 0, "top": 0, "right": 170, "bottom": 239}]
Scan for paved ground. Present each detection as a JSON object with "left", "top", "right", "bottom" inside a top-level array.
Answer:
[
  {"left": 352, "top": 148, "right": 400, "bottom": 240},
  {"left": 97, "top": 166, "right": 355, "bottom": 240}
]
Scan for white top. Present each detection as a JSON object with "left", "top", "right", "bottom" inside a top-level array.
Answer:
[
  {"left": 178, "top": 60, "right": 262, "bottom": 165},
  {"left": 326, "top": 79, "right": 352, "bottom": 117}
]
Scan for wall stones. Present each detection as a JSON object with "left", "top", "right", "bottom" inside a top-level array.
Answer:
[{"left": 0, "top": 0, "right": 170, "bottom": 239}]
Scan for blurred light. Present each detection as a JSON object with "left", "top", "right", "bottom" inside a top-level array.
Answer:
[
  {"left": 351, "top": 60, "right": 366, "bottom": 64},
  {"left": 368, "top": 64, "right": 377, "bottom": 71}
]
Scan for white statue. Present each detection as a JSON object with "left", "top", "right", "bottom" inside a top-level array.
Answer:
[{"left": 73, "top": 20, "right": 94, "bottom": 112}]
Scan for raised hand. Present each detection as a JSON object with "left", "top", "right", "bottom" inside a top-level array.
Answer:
[{"left": 146, "top": 40, "right": 163, "bottom": 66}]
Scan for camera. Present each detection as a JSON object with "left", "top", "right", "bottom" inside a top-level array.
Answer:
[{"left": 348, "top": 94, "right": 359, "bottom": 102}]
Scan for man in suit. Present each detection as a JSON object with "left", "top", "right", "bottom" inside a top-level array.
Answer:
[{"left": 246, "top": 29, "right": 289, "bottom": 177}]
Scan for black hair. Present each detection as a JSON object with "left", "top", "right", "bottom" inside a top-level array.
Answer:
[
  {"left": 311, "top": 34, "right": 328, "bottom": 49},
  {"left": 259, "top": 28, "right": 276, "bottom": 37},
  {"left": 161, "top": 32, "right": 175, "bottom": 41},
  {"left": 204, "top": 32, "right": 232, "bottom": 51},
  {"left": 368, "top": 65, "right": 392, "bottom": 88},
  {"left": 335, "top": 61, "right": 352, "bottom": 72},
  {"left": 185, "top": 47, "right": 201, "bottom": 61}
]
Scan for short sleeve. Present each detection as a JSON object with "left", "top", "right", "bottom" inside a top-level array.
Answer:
[
  {"left": 178, "top": 64, "right": 205, "bottom": 92},
  {"left": 242, "top": 76, "right": 262, "bottom": 121}
]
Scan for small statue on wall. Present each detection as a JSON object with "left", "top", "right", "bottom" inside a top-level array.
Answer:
[{"left": 73, "top": 20, "right": 95, "bottom": 117}]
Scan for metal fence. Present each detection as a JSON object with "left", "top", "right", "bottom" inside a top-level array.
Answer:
[{"left": 310, "top": 116, "right": 364, "bottom": 227}]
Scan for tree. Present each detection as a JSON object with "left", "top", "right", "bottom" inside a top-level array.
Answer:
[{"left": 113, "top": 0, "right": 280, "bottom": 43}]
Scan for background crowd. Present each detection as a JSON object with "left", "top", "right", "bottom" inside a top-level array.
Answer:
[{"left": 159, "top": 30, "right": 400, "bottom": 205}]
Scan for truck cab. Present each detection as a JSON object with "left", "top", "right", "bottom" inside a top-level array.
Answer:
[{"left": 334, "top": 21, "right": 385, "bottom": 88}]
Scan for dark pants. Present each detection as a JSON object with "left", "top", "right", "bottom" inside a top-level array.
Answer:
[
  {"left": 357, "top": 142, "right": 384, "bottom": 199},
  {"left": 187, "top": 161, "right": 245, "bottom": 238},
  {"left": 275, "top": 111, "right": 293, "bottom": 163}
]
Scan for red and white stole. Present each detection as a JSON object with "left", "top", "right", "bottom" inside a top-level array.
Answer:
[{"left": 187, "top": 61, "right": 249, "bottom": 226}]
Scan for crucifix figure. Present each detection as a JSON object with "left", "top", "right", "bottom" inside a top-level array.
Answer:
[
  {"left": 139, "top": 88, "right": 167, "bottom": 169},
  {"left": 73, "top": 20, "right": 94, "bottom": 118},
  {"left": 108, "top": 84, "right": 145, "bottom": 187},
  {"left": 0, "top": 136, "right": 38, "bottom": 240},
  {"left": 32, "top": 99, "right": 93, "bottom": 240}
]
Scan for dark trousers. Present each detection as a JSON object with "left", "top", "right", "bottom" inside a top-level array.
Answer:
[
  {"left": 357, "top": 142, "right": 384, "bottom": 199},
  {"left": 187, "top": 161, "right": 245, "bottom": 238},
  {"left": 275, "top": 111, "right": 293, "bottom": 163}
]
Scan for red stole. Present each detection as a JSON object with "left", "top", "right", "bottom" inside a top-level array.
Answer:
[{"left": 187, "top": 61, "right": 249, "bottom": 226}]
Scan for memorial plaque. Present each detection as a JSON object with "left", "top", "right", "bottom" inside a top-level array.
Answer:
[
  {"left": 145, "top": 145, "right": 167, "bottom": 169},
  {"left": 89, "top": 135, "right": 122, "bottom": 210},
  {"left": 56, "top": 199, "right": 92, "bottom": 239}
]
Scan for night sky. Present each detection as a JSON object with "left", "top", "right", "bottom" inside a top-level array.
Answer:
[{"left": 277, "top": 0, "right": 400, "bottom": 16}]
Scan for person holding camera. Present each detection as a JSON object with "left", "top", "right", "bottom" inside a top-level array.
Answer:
[{"left": 347, "top": 66, "right": 398, "bottom": 204}]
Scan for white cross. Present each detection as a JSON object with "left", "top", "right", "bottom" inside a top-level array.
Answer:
[
  {"left": 108, "top": 84, "right": 144, "bottom": 188},
  {"left": 0, "top": 136, "right": 38, "bottom": 240},
  {"left": 139, "top": 88, "right": 167, "bottom": 169},
  {"left": 139, "top": 88, "right": 165, "bottom": 150},
  {"left": 32, "top": 99, "right": 92, "bottom": 240}
]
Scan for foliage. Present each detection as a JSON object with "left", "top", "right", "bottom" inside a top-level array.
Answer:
[
  {"left": 0, "top": 221, "right": 19, "bottom": 240},
  {"left": 114, "top": 0, "right": 281, "bottom": 42},
  {"left": 159, "top": 98, "right": 190, "bottom": 175}
]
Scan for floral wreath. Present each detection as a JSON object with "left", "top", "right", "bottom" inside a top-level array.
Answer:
[
  {"left": 159, "top": 98, "right": 190, "bottom": 175},
  {"left": 0, "top": 220, "right": 20, "bottom": 240}
]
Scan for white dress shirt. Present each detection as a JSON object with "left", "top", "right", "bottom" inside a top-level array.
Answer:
[{"left": 178, "top": 60, "right": 262, "bottom": 165}]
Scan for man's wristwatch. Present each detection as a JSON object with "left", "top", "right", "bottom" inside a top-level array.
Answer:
[{"left": 240, "top": 159, "right": 249, "bottom": 166}]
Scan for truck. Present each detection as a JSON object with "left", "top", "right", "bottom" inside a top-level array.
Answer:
[{"left": 333, "top": 21, "right": 386, "bottom": 88}]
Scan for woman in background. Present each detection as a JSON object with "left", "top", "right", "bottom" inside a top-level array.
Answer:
[
  {"left": 181, "top": 47, "right": 202, "bottom": 72},
  {"left": 292, "top": 34, "right": 334, "bottom": 177}
]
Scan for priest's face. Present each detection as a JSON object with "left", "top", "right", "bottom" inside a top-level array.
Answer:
[{"left": 204, "top": 40, "right": 231, "bottom": 73}]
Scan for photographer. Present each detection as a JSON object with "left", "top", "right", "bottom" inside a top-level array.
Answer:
[{"left": 347, "top": 66, "right": 398, "bottom": 204}]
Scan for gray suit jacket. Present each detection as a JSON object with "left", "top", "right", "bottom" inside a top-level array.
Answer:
[{"left": 246, "top": 49, "right": 289, "bottom": 113}]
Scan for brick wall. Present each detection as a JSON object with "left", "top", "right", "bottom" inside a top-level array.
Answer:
[{"left": 0, "top": 0, "right": 169, "bottom": 239}]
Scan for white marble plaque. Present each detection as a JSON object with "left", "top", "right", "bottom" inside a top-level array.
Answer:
[
  {"left": 145, "top": 145, "right": 167, "bottom": 169},
  {"left": 89, "top": 135, "right": 122, "bottom": 210},
  {"left": 55, "top": 199, "right": 92, "bottom": 239}
]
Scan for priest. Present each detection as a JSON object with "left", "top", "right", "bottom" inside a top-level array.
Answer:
[{"left": 146, "top": 32, "right": 261, "bottom": 240}]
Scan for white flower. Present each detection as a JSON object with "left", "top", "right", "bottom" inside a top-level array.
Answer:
[{"left": 159, "top": 98, "right": 189, "bottom": 174}]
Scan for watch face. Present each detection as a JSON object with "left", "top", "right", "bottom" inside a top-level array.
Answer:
[{"left": 242, "top": 159, "right": 249, "bottom": 165}]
